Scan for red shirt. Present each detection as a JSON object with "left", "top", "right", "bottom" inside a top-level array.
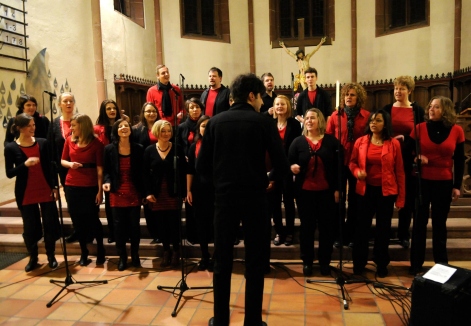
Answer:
[
  {"left": 146, "top": 84, "right": 184, "bottom": 126},
  {"left": 62, "top": 137, "right": 104, "bottom": 187},
  {"left": 365, "top": 144, "right": 383, "bottom": 186},
  {"left": 278, "top": 126, "right": 286, "bottom": 142},
  {"left": 410, "top": 123, "right": 465, "bottom": 181},
  {"left": 302, "top": 138, "right": 329, "bottom": 191},
  {"left": 205, "top": 88, "right": 220, "bottom": 117},
  {"left": 20, "top": 143, "right": 54, "bottom": 205},
  {"left": 391, "top": 106, "right": 414, "bottom": 137},
  {"left": 148, "top": 129, "right": 158, "bottom": 144},
  {"left": 110, "top": 155, "right": 140, "bottom": 207},
  {"left": 61, "top": 119, "right": 71, "bottom": 140},
  {"left": 94, "top": 125, "right": 110, "bottom": 146},
  {"left": 308, "top": 89, "right": 318, "bottom": 105}
]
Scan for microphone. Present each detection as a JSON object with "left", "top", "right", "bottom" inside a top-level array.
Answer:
[
  {"left": 44, "top": 90, "right": 57, "bottom": 97},
  {"left": 180, "top": 73, "right": 185, "bottom": 81}
]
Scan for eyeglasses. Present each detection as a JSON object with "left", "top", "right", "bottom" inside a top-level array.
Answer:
[{"left": 145, "top": 110, "right": 157, "bottom": 114}]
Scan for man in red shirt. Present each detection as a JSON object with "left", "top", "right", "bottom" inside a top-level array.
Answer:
[
  {"left": 200, "top": 67, "right": 231, "bottom": 117},
  {"left": 146, "top": 65, "right": 184, "bottom": 126}
]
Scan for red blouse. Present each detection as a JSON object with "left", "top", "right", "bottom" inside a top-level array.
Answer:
[
  {"left": 109, "top": 155, "right": 140, "bottom": 207},
  {"left": 365, "top": 144, "right": 383, "bottom": 186},
  {"left": 302, "top": 137, "right": 329, "bottom": 191}
]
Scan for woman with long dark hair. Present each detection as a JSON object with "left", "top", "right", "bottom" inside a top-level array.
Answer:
[
  {"left": 289, "top": 108, "right": 340, "bottom": 276},
  {"left": 326, "top": 83, "right": 370, "bottom": 248},
  {"left": 94, "top": 99, "right": 122, "bottom": 244},
  {"left": 270, "top": 95, "right": 301, "bottom": 246},
  {"left": 349, "top": 109, "right": 405, "bottom": 277},
  {"left": 143, "top": 120, "right": 186, "bottom": 268},
  {"left": 186, "top": 115, "right": 214, "bottom": 270},
  {"left": 132, "top": 102, "right": 161, "bottom": 244},
  {"left": 5, "top": 113, "right": 60, "bottom": 272},
  {"left": 61, "top": 113, "right": 105, "bottom": 266},
  {"left": 5, "top": 94, "right": 49, "bottom": 145},
  {"left": 103, "top": 119, "right": 144, "bottom": 271},
  {"left": 409, "top": 96, "right": 465, "bottom": 275}
]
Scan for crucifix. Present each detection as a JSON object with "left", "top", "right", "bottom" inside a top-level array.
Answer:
[{"left": 279, "top": 18, "right": 326, "bottom": 91}]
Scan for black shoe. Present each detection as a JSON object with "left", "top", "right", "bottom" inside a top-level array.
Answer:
[
  {"left": 377, "top": 266, "right": 388, "bottom": 278},
  {"left": 408, "top": 266, "right": 423, "bottom": 276},
  {"left": 65, "top": 232, "right": 78, "bottom": 243},
  {"left": 150, "top": 238, "right": 160, "bottom": 244},
  {"left": 303, "top": 264, "right": 313, "bottom": 276},
  {"left": 48, "top": 255, "right": 58, "bottom": 269},
  {"left": 320, "top": 264, "right": 331, "bottom": 276},
  {"left": 234, "top": 237, "right": 241, "bottom": 246},
  {"left": 198, "top": 258, "right": 210, "bottom": 271},
  {"left": 207, "top": 259, "right": 214, "bottom": 272},
  {"left": 333, "top": 241, "right": 341, "bottom": 248},
  {"left": 79, "top": 255, "right": 90, "bottom": 266},
  {"left": 96, "top": 250, "right": 106, "bottom": 265},
  {"left": 273, "top": 234, "right": 282, "bottom": 246},
  {"left": 208, "top": 317, "right": 267, "bottom": 326},
  {"left": 25, "top": 256, "right": 38, "bottom": 272},
  {"left": 284, "top": 234, "right": 293, "bottom": 246},
  {"left": 348, "top": 242, "right": 354, "bottom": 248},
  {"left": 131, "top": 255, "right": 141, "bottom": 268},
  {"left": 107, "top": 237, "right": 115, "bottom": 244},
  {"left": 400, "top": 239, "right": 410, "bottom": 249},
  {"left": 118, "top": 257, "right": 127, "bottom": 271}
]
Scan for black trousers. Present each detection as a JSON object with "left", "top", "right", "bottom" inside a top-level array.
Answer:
[
  {"left": 410, "top": 179, "right": 452, "bottom": 268},
  {"left": 353, "top": 185, "right": 396, "bottom": 270},
  {"left": 193, "top": 190, "right": 214, "bottom": 259},
  {"left": 20, "top": 201, "right": 60, "bottom": 255},
  {"left": 271, "top": 176, "right": 296, "bottom": 237},
  {"left": 144, "top": 203, "right": 160, "bottom": 240},
  {"left": 112, "top": 206, "right": 141, "bottom": 258},
  {"left": 148, "top": 209, "right": 180, "bottom": 252},
  {"left": 396, "top": 174, "right": 417, "bottom": 240},
  {"left": 104, "top": 191, "right": 114, "bottom": 238},
  {"left": 66, "top": 186, "right": 104, "bottom": 246},
  {"left": 297, "top": 189, "right": 336, "bottom": 265},
  {"left": 212, "top": 194, "right": 268, "bottom": 326}
]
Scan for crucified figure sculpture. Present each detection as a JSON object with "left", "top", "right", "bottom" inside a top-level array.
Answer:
[{"left": 280, "top": 37, "right": 326, "bottom": 91}]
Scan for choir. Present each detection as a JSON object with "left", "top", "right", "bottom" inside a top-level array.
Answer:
[{"left": 3, "top": 71, "right": 465, "bottom": 278}]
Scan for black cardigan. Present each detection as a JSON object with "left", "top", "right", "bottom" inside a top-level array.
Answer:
[
  {"left": 143, "top": 143, "right": 187, "bottom": 198},
  {"left": 103, "top": 142, "right": 145, "bottom": 195},
  {"left": 132, "top": 124, "right": 152, "bottom": 148},
  {"left": 295, "top": 86, "right": 332, "bottom": 118},
  {"left": 177, "top": 117, "right": 198, "bottom": 156},
  {"left": 288, "top": 133, "right": 341, "bottom": 195},
  {"left": 4, "top": 138, "right": 55, "bottom": 209}
]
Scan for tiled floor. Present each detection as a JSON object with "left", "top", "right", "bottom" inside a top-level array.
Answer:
[{"left": 1, "top": 254, "right": 470, "bottom": 325}]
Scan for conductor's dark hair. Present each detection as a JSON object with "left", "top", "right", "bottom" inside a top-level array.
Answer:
[{"left": 230, "top": 73, "right": 266, "bottom": 103}]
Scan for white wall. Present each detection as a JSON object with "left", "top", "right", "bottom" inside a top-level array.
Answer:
[{"left": 460, "top": 0, "right": 471, "bottom": 69}]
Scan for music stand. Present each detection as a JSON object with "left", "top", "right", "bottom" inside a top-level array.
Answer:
[{"left": 44, "top": 91, "right": 107, "bottom": 307}]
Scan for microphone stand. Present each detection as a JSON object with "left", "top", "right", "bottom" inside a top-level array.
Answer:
[
  {"left": 157, "top": 76, "right": 212, "bottom": 317},
  {"left": 44, "top": 92, "right": 107, "bottom": 308},
  {"left": 291, "top": 72, "right": 296, "bottom": 118},
  {"left": 307, "top": 103, "right": 370, "bottom": 310}
]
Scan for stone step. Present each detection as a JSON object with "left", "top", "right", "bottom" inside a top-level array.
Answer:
[
  {"left": 1, "top": 233, "right": 470, "bottom": 262},
  {"left": 1, "top": 215, "right": 471, "bottom": 239}
]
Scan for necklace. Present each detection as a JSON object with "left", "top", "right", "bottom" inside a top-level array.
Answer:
[
  {"left": 277, "top": 121, "right": 287, "bottom": 130},
  {"left": 372, "top": 138, "right": 382, "bottom": 144},
  {"left": 157, "top": 144, "right": 170, "bottom": 152}
]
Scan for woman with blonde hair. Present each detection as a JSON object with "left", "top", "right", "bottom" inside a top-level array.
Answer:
[
  {"left": 61, "top": 113, "right": 105, "bottom": 266},
  {"left": 143, "top": 120, "right": 186, "bottom": 268},
  {"left": 289, "top": 108, "right": 340, "bottom": 276},
  {"left": 270, "top": 95, "right": 301, "bottom": 246}
]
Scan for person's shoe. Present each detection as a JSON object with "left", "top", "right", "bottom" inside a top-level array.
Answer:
[
  {"left": 79, "top": 255, "right": 90, "bottom": 266},
  {"left": 399, "top": 239, "right": 410, "bottom": 249},
  {"left": 408, "top": 266, "right": 423, "bottom": 276},
  {"left": 118, "top": 257, "right": 127, "bottom": 271},
  {"left": 150, "top": 238, "right": 160, "bottom": 244},
  {"left": 107, "top": 237, "right": 115, "bottom": 244},
  {"left": 208, "top": 317, "right": 267, "bottom": 326},
  {"left": 377, "top": 266, "right": 388, "bottom": 278},
  {"left": 320, "top": 264, "right": 331, "bottom": 276},
  {"left": 348, "top": 242, "right": 354, "bottom": 248},
  {"left": 96, "top": 247, "right": 106, "bottom": 265},
  {"left": 273, "top": 234, "right": 281, "bottom": 246},
  {"left": 207, "top": 259, "right": 214, "bottom": 272},
  {"left": 171, "top": 251, "right": 180, "bottom": 268},
  {"left": 65, "top": 232, "right": 78, "bottom": 243},
  {"left": 198, "top": 258, "right": 210, "bottom": 271},
  {"left": 333, "top": 241, "right": 341, "bottom": 248},
  {"left": 131, "top": 255, "right": 141, "bottom": 268},
  {"left": 25, "top": 256, "right": 38, "bottom": 272},
  {"left": 160, "top": 251, "right": 171, "bottom": 268},
  {"left": 303, "top": 264, "right": 313, "bottom": 276},
  {"left": 234, "top": 237, "right": 241, "bottom": 245},
  {"left": 284, "top": 234, "right": 293, "bottom": 246},
  {"left": 48, "top": 255, "right": 58, "bottom": 269}
]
